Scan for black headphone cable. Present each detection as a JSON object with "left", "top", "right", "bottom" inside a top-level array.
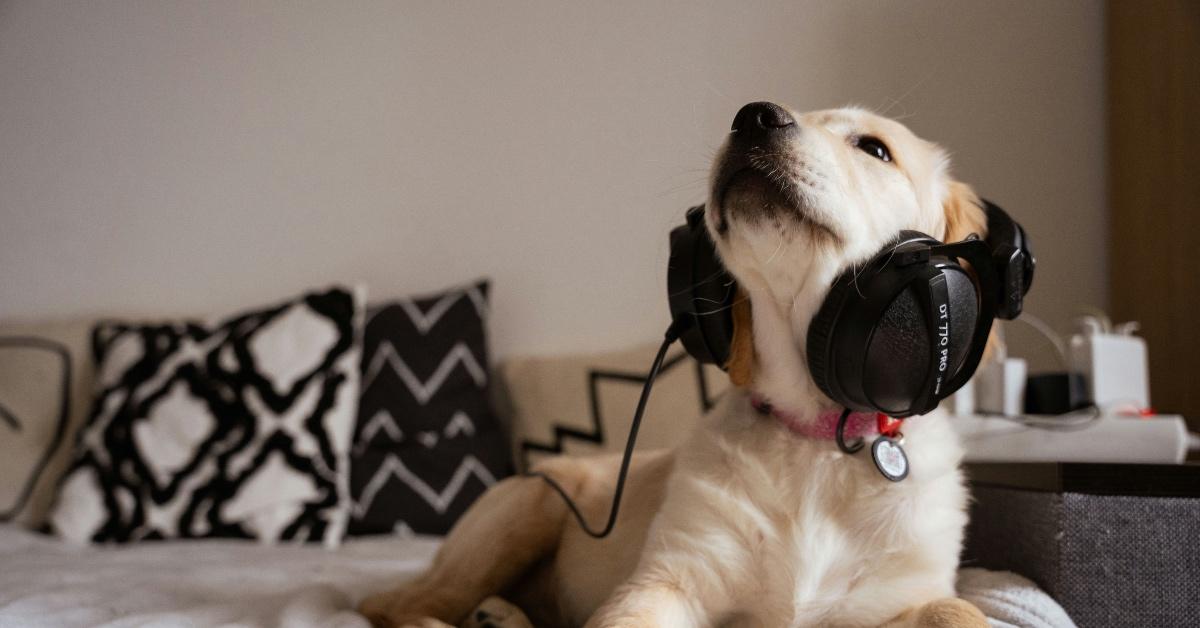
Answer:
[
  {"left": 525, "top": 320, "right": 684, "bottom": 539},
  {"left": 835, "top": 407, "right": 865, "bottom": 454}
]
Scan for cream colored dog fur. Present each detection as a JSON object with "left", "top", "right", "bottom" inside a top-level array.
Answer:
[{"left": 360, "top": 105, "right": 991, "bottom": 628}]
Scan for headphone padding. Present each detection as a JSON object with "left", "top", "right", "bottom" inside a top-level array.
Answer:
[
  {"left": 806, "top": 275, "right": 852, "bottom": 405},
  {"left": 668, "top": 206, "right": 737, "bottom": 367}
]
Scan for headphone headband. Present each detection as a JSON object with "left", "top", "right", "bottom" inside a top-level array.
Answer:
[{"left": 924, "top": 237, "right": 999, "bottom": 402}]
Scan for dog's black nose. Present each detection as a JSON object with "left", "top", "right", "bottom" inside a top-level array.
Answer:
[{"left": 731, "top": 102, "right": 795, "bottom": 138}]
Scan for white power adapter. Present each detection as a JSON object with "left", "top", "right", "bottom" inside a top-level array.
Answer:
[
  {"left": 1069, "top": 317, "right": 1150, "bottom": 410},
  {"left": 975, "top": 357, "right": 1027, "bottom": 416}
]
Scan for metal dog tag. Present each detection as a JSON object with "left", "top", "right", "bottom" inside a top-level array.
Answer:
[{"left": 871, "top": 436, "right": 909, "bottom": 482}]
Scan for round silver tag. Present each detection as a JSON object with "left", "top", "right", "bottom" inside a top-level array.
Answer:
[{"left": 871, "top": 436, "right": 909, "bottom": 482}]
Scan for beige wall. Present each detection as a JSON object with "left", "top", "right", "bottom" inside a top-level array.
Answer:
[{"left": 0, "top": 1, "right": 1104, "bottom": 362}]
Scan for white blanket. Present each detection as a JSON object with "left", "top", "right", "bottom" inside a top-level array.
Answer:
[
  {"left": 0, "top": 525, "right": 438, "bottom": 627},
  {"left": 0, "top": 525, "right": 1074, "bottom": 627},
  {"left": 958, "top": 568, "right": 1078, "bottom": 628}
]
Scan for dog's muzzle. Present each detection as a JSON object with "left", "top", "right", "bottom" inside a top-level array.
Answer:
[{"left": 713, "top": 102, "right": 802, "bottom": 234}]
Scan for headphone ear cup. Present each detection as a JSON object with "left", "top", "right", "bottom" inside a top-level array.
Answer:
[
  {"left": 1015, "top": 221, "right": 1035, "bottom": 294},
  {"left": 668, "top": 206, "right": 737, "bottom": 367},
  {"left": 983, "top": 200, "right": 1035, "bottom": 319},
  {"left": 806, "top": 232, "right": 949, "bottom": 415},
  {"left": 860, "top": 266, "right": 980, "bottom": 412}
]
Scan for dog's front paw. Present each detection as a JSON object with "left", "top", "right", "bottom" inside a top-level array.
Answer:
[
  {"left": 911, "top": 598, "right": 989, "bottom": 628},
  {"left": 357, "top": 591, "right": 454, "bottom": 628},
  {"left": 461, "top": 596, "right": 534, "bottom": 628}
]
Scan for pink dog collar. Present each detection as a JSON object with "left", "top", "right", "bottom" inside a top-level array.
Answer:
[{"left": 750, "top": 395, "right": 881, "bottom": 441}]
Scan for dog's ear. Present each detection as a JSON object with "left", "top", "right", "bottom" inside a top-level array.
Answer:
[
  {"left": 726, "top": 289, "right": 755, "bottom": 388},
  {"left": 941, "top": 180, "right": 987, "bottom": 244},
  {"left": 942, "top": 179, "right": 1001, "bottom": 360}
]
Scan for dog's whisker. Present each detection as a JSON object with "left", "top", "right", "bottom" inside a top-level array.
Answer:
[
  {"left": 692, "top": 279, "right": 743, "bottom": 316},
  {"left": 878, "top": 96, "right": 903, "bottom": 118},
  {"left": 693, "top": 294, "right": 749, "bottom": 317},
  {"left": 851, "top": 260, "right": 866, "bottom": 299},
  {"left": 667, "top": 268, "right": 729, "bottom": 300},
  {"left": 656, "top": 178, "right": 710, "bottom": 197},
  {"left": 764, "top": 234, "right": 786, "bottom": 266},
  {"left": 700, "top": 77, "right": 737, "bottom": 107},
  {"left": 879, "top": 74, "right": 930, "bottom": 119}
]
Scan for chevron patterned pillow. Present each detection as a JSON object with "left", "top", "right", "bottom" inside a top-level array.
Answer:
[{"left": 348, "top": 280, "right": 512, "bottom": 536}]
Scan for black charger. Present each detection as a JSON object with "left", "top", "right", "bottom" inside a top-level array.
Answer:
[{"left": 1024, "top": 372, "right": 1090, "bottom": 415}]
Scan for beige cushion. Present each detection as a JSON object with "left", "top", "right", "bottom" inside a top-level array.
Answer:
[
  {"left": 0, "top": 320, "right": 95, "bottom": 527},
  {"left": 497, "top": 342, "right": 729, "bottom": 471}
]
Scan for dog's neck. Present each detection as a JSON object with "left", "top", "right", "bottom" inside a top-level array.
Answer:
[
  {"left": 741, "top": 284, "right": 832, "bottom": 421},
  {"left": 716, "top": 226, "right": 867, "bottom": 423}
]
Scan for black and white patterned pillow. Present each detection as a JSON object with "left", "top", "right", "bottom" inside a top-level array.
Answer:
[
  {"left": 349, "top": 280, "right": 512, "bottom": 536},
  {"left": 49, "top": 287, "right": 363, "bottom": 545}
]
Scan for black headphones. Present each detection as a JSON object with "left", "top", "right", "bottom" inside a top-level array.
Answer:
[
  {"left": 535, "top": 199, "right": 1033, "bottom": 537},
  {"left": 667, "top": 200, "right": 1034, "bottom": 418}
]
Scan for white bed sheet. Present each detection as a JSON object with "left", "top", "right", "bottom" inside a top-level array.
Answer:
[
  {"left": 0, "top": 525, "right": 439, "bottom": 628},
  {"left": 0, "top": 525, "right": 1075, "bottom": 628}
]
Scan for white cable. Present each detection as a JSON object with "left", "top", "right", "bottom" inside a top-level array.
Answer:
[
  {"left": 1009, "top": 313, "right": 1069, "bottom": 368},
  {"left": 992, "top": 405, "right": 1103, "bottom": 432},
  {"left": 987, "top": 398, "right": 1149, "bottom": 433},
  {"left": 991, "top": 321, "right": 1008, "bottom": 362}
]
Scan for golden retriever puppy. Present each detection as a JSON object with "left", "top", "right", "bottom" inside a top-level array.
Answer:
[{"left": 359, "top": 103, "right": 990, "bottom": 628}]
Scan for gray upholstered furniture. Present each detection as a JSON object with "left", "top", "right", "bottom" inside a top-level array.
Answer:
[{"left": 964, "top": 463, "right": 1199, "bottom": 628}]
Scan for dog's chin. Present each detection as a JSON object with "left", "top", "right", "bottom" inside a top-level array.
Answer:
[
  {"left": 719, "top": 170, "right": 792, "bottom": 219},
  {"left": 717, "top": 170, "right": 839, "bottom": 243}
]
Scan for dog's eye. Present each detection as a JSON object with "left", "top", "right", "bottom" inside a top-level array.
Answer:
[{"left": 854, "top": 136, "right": 892, "bottom": 162}]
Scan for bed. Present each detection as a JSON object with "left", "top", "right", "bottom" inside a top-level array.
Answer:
[
  {"left": 0, "top": 522, "right": 1078, "bottom": 628},
  {"left": 0, "top": 525, "right": 436, "bottom": 627}
]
